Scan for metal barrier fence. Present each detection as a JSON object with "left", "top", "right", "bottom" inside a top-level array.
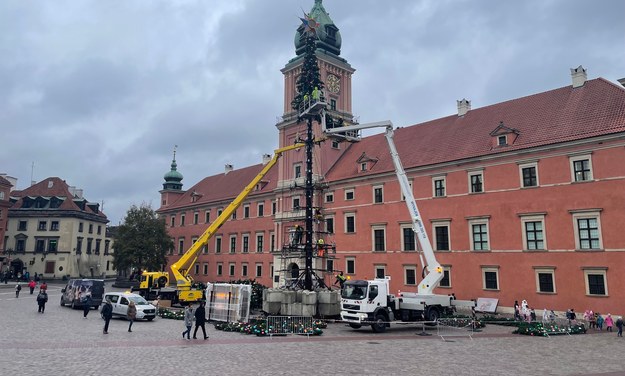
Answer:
[
  {"left": 437, "top": 318, "right": 476, "bottom": 341},
  {"left": 267, "top": 316, "right": 315, "bottom": 338}
]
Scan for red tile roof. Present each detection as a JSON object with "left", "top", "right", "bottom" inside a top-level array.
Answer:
[
  {"left": 326, "top": 78, "right": 625, "bottom": 180},
  {"left": 10, "top": 177, "right": 107, "bottom": 218},
  {"left": 162, "top": 163, "right": 279, "bottom": 211}
]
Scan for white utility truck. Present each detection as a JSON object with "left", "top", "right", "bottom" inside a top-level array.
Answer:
[{"left": 323, "top": 120, "right": 475, "bottom": 332}]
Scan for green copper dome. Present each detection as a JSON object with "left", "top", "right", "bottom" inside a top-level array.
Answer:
[
  {"left": 163, "top": 150, "right": 183, "bottom": 190},
  {"left": 164, "top": 159, "right": 183, "bottom": 181},
  {"left": 294, "top": 0, "right": 342, "bottom": 57}
]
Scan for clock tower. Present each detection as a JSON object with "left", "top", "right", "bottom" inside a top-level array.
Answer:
[{"left": 276, "top": 0, "right": 355, "bottom": 186}]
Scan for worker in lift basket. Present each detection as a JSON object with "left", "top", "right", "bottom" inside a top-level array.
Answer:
[{"left": 335, "top": 271, "right": 346, "bottom": 289}]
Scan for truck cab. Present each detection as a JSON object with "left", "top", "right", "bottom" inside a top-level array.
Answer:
[{"left": 340, "top": 277, "right": 394, "bottom": 332}]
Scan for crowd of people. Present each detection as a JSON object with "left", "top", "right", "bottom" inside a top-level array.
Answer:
[{"left": 513, "top": 299, "right": 623, "bottom": 336}]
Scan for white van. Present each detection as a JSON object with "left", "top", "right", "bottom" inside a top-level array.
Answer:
[{"left": 103, "top": 292, "right": 157, "bottom": 321}]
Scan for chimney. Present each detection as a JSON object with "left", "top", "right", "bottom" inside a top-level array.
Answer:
[
  {"left": 224, "top": 164, "right": 233, "bottom": 174},
  {"left": 457, "top": 98, "right": 471, "bottom": 116},
  {"left": 262, "top": 154, "right": 272, "bottom": 165},
  {"left": 571, "top": 65, "right": 587, "bottom": 88}
]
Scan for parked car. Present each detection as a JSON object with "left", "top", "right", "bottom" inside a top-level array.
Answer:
[
  {"left": 102, "top": 292, "right": 157, "bottom": 321},
  {"left": 60, "top": 279, "right": 105, "bottom": 309}
]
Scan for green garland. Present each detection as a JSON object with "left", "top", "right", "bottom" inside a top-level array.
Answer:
[
  {"left": 213, "top": 318, "right": 325, "bottom": 337},
  {"left": 514, "top": 321, "right": 587, "bottom": 336}
]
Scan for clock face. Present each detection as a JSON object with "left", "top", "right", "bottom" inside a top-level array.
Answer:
[{"left": 327, "top": 74, "right": 340, "bottom": 93}]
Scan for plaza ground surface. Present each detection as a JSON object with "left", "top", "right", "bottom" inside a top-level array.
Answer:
[{"left": 1, "top": 282, "right": 623, "bottom": 376}]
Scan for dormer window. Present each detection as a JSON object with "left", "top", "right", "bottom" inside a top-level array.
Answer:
[
  {"left": 490, "top": 121, "right": 519, "bottom": 148},
  {"left": 356, "top": 152, "right": 378, "bottom": 174}
]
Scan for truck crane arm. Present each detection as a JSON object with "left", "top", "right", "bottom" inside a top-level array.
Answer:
[
  {"left": 324, "top": 121, "right": 442, "bottom": 295},
  {"left": 170, "top": 143, "right": 304, "bottom": 295}
]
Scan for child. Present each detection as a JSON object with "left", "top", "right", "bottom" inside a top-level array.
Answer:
[{"left": 596, "top": 313, "right": 604, "bottom": 330}]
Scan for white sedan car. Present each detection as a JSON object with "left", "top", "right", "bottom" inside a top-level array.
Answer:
[{"left": 102, "top": 292, "right": 157, "bottom": 321}]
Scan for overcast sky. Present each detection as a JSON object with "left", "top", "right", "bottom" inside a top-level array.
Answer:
[{"left": 1, "top": 0, "right": 623, "bottom": 225}]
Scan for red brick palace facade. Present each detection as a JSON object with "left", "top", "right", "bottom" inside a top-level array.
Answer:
[{"left": 158, "top": 2, "right": 625, "bottom": 314}]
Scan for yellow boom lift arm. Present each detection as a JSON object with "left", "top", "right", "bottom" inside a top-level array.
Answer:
[{"left": 171, "top": 143, "right": 304, "bottom": 303}]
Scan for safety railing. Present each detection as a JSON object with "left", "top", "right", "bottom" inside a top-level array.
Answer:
[{"left": 267, "top": 316, "right": 315, "bottom": 338}]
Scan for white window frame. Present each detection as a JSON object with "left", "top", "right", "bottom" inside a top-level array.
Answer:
[
  {"left": 194, "top": 263, "right": 200, "bottom": 275},
  {"left": 255, "top": 232, "right": 264, "bottom": 253},
  {"left": 205, "top": 210, "right": 210, "bottom": 223},
  {"left": 373, "top": 185, "right": 384, "bottom": 204},
  {"left": 569, "top": 154, "right": 593, "bottom": 182},
  {"left": 431, "top": 220, "right": 451, "bottom": 251},
  {"left": 229, "top": 235, "right": 237, "bottom": 254},
  {"left": 519, "top": 162, "right": 539, "bottom": 188},
  {"left": 582, "top": 267, "right": 609, "bottom": 296},
  {"left": 432, "top": 176, "right": 446, "bottom": 198},
  {"left": 325, "top": 216, "right": 335, "bottom": 234},
  {"left": 520, "top": 214, "right": 547, "bottom": 251},
  {"left": 217, "top": 263, "right": 223, "bottom": 276},
  {"left": 257, "top": 202, "right": 264, "bottom": 217},
  {"left": 294, "top": 163, "right": 303, "bottom": 179},
  {"left": 482, "top": 266, "right": 500, "bottom": 290},
  {"left": 325, "top": 192, "right": 334, "bottom": 203},
  {"left": 404, "top": 265, "right": 417, "bottom": 286},
  {"left": 241, "top": 263, "right": 248, "bottom": 277},
  {"left": 534, "top": 267, "right": 556, "bottom": 294},
  {"left": 241, "top": 234, "right": 250, "bottom": 253},
  {"left": 468, "top": 217, "right": 490, "bottom": 251},
  {"left": 229, "top": 263, "right": 235, "bottom": 277},
  {"left": 292, "top": 196, "right": 301, "bottom": 210},
  {"left": 193, "top": 212, "right": 199, "bottom": 225},
  {"left": 583, "top": 268, "right": 608, "bottom": 296},
  {"left": 203, "top": 263, "right": 208, "bottom": 275},
  {"left": 570, "top": 209, "right": 603, "bottom": 250},
  {"left": 374, "top": 265, "right": 386, "bottom": 279},
  {"left": 344, "top": 213, "right": 356, "bottom": 234},
  {"left": 243, "top": 205, "right": 250, "bottom": 219},
  {"left": 360, "top": 162, "right": 367, "bottom": 172},
  {"left": 497, "top": 135, "right": 507, "bottom": 146},
  {"left": 215, "top": 235, "right": 222, "bottom": 254},
  {"left": 468, "top": 170, "right": 484, "bottom": 193},
  {"left": 345, "top": 188, "right": 355, "bottom": 201},
  {"left": 346, "top": 257, "right": 355, "bottom": 274},
  {"left": 400, "top": 224, "right": 417, "bottom": 252},
  {"left": 256, "top": 263, "right": 263, "bottom": 277},
  {"left": 371, "top": 225, "right": 386, "bottom": 252}
]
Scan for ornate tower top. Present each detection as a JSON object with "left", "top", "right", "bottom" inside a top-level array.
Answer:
[
  {"left": 163, "top": 145, "right": 183, "bottom": 191},
  {"left": 294, "top": 0, "right": 342, "bottom": 59}
]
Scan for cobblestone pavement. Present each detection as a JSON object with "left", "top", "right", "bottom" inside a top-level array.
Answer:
[{"left": 1, "top": 283, "right": 624, "bottom": 376}]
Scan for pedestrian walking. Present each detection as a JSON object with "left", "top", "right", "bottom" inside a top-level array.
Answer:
[
  {"left": 40, "top": 281, "right": 47, "bottom": 292},
  {"left": 596, "top": 313, "right": 604, "bottom": 330},
  {"left": 101, "top": 298, "right": 113, "bottom": 334},
  {"left": 15, "top": 283, "right": 21, "bottom": 298},
  {"left": 514, "top": 300, "right": 520, "bottom": 321},
  {"left": 28, "top": 280, "right": 36, "bottom": 294},
  {"left": 182, "top": 305, "right": 194, "bottom": 340},
  {"left": 605, "top": 313, "right": 614, "bottom": 332},
  {"left": 127, "top": 301, "right": 137, "bottom": 332},
  {"left": 36, "top": 290, "right": 48, "bottom": 313},
  {"left": 616, "top": 316, "right": 623, "bottom": 337},
  {"left": 192, "top": 301, "right": 208, "bottom": 340},
  {"left": 83, "top": 293, "right": 93, "bottom": 318}
]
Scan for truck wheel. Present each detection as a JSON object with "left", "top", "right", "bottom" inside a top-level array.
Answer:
[
  {"left": 426, "top": 307, "right": 440, "bottom": 323},
  {"left": 349, "top": 323, "right": 361, "bottom": 329},
  {"left": 71, "top": 300, "right": 76, "bottom": 310},
  {"left": 157, "top": 276, "right": 168, "bottom": 287},
  {"left": 371, "top": 313, "right": 387, "bottom": 333}
]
